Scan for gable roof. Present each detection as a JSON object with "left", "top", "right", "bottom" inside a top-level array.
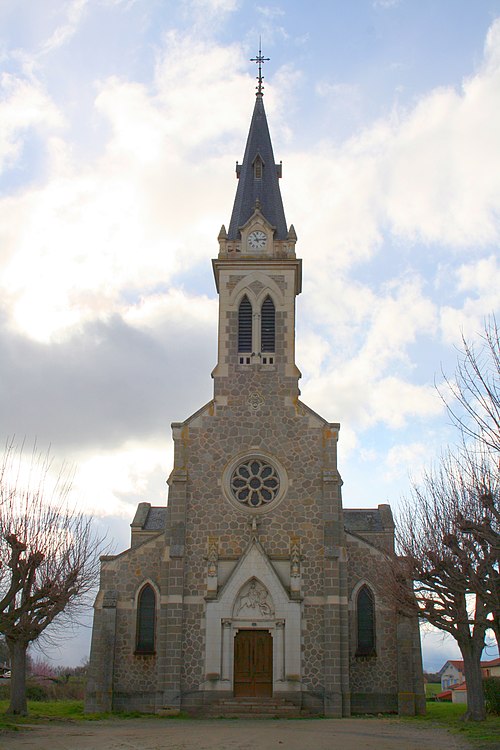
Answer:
[{"left": 344, "top": 509, "right": 385, "bottom": 533}]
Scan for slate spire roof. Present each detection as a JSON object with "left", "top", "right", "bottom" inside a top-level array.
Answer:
[{"left": 227, "top": 91, "right": 288, "bottom": 241}]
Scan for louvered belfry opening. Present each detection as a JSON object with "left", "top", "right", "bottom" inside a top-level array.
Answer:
[
  {"left": 356, "top": 585, "right": 376, "bottom": 656},
  {"left": 238, "top": 295, "right": 253, "bottom": 352},
  {"left": 136, "top": 584, "right": 156, "bottom": 654},
  {"left": 261, "top": 296, "right": 275, "bottom": 352}
]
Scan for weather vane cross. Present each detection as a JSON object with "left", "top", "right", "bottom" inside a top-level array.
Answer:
[{"left": 250, "top": 40, "right": 270, "bottom": 96}]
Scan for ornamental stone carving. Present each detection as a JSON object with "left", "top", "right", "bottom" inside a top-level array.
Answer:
[
  {"left": 247, "top": 391, "right": 265, "bottom": 411},
  {"left": 230, "top": 458, "right": 279, "bottom": 508},
  {"left": 207, "top": 537, "right": 218, "bottom": 578},
  {"left": 234, "top": 579, "right": 274, "bottom": 618},
  {"left": 290, "top": 535, "right": 301, "bottom": 578},
  {"left": 222, "top": 451, "right": 288, "bottom": 515}
]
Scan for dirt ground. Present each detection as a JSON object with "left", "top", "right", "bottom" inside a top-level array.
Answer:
[{"left": 0, "top": 717, "right": 473, "bottom": 750}]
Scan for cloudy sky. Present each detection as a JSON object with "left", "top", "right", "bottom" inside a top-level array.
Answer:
[{"left": 1, "top": 0, "right": 499, "bottom": 670}]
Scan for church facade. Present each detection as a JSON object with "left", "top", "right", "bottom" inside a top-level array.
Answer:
[{"left": 85, "top": 71, "right": 425, "bottom": 718}]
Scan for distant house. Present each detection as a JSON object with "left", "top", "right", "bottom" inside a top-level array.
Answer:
[
  {"left": 439, "top": 660, "right": 465, "bottom": 690},
  {"left": 482, "top": 656, "right": 500, "bottom": 678},
  {"left": 437, "top": 658, "right": 500, "bottom": 703}
]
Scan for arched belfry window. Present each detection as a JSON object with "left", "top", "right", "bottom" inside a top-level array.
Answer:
[
  {"left": 238, "top": 295, "right": 252, "bottom": 352},
  {"left": 136, "top": 584, "right": 156, "bottom": 654},
  {"left": 261, "top": 296, "right": 275, "bottom": 352},
  {"left": 356, "top": 585, "right": 376, "bottom": 656}
]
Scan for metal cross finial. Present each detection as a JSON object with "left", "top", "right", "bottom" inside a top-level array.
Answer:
[{"left": 250, "top": 40, "right": 270, "bottom": 96}]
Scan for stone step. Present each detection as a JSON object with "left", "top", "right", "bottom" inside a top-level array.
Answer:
[{"left": 202, "top": 697, "right": 314, "bottom": 718}]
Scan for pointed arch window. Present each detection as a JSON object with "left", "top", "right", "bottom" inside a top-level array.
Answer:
[
  {"left": 238, "top": 295, "right": 253, "bottom": 352},
  {"left": 136, "top": 584, "right": 156, "bottom": 654},
  {"left": 356, "top": 585, "right": 376, "bottom": 656},
  {"left": 261, "top": 296, "right": 275, "bottom": 352}
]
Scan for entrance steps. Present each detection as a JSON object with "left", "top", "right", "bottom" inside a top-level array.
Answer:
[{"left": 203, "top": 696, "right": 313, "bottom": 718}]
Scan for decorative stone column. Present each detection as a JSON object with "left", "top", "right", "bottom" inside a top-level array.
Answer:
[
  {"left": 221, "top": 619, "right": 233, "bottom": 681},
  {"left": 289, "top": 536, "right": 301, "bottom": 599},
  {"left": 275, "top": 620, "right": 285, "bottom": 681},
  {"left": 206, "top": 537, "right": 218, "bottom": 599}
]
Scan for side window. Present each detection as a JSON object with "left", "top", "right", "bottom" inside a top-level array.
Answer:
[
  {"left": 238, "top": 295, "right": 253, "bottom": 352},
  {"left": 356, "top": 585, "right": 376, "bottom": 656},
  {"left": 136, "top": 584, "right": 156, "bottom": 654},
  {"left": 260, "top": 296, "right": 275, "bottom": 352}
]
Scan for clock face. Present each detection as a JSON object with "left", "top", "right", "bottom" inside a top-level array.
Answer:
[{"left": 248, "top": 230, "right": 267, "bottom": 250}]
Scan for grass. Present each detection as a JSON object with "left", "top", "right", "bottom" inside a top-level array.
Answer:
[
  {"left": 0, "top": 700, "right": 193, "bottom": 730},
  {"left": 0, "top": 700, "right": 82, "bottom": 730},
  {"left": 0, "top": 700, "right": 163, "bottom": 730},
  {"left": 425, "top": 682, "right": 442, "bottom": 698},
  {"left": 405, "top": 701, "right": 500, "bottom": 749}
]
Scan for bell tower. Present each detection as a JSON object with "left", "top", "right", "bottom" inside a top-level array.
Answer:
[{"left": 212, "top": 50, "right": 302, "bottom": 403}]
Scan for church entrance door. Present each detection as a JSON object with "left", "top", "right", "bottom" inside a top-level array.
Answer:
[{"left": 234, "top": 630, "right": 273, "bottom": 697}]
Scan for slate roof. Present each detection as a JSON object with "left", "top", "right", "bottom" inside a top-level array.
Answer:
[
  {"left": 143, "top": 506, "right": 167, "bottom": 531},
  {"left": 344, "top": 509, "right": 385, "bottom": 534},
  {"left": 227, "top": 93, "right": 288, "bottom": 240}
]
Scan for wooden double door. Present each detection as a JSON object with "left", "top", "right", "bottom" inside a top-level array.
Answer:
[{"left": 234, "top": 630, "right": 273, "bottom": 697}]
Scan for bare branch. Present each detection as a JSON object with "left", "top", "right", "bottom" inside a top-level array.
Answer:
[{"left": 439, "top": 315, "right": 500, "bottom": 455}]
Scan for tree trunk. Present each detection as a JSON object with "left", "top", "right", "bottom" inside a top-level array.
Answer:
[
  {"left": 460, "top": 639, "right": 486, "bottom": 721},
  {"left": 6, "top": 638, "right": 28, "bottom": 715}
]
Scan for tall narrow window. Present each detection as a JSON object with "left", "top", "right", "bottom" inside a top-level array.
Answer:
[
  {"left": 254, "top": 156, "right": 263, "bottom": 179},
  {"left": 356, "top": 585, "right": 376, "bottom": 656},
  {"left": 238, "top": 296, "right": 252, "bottom": 352},
  {"left": 261, "top": 296, "right": 275, "bottom": 352},
  {"left": 136, "top": 584, "right": 156, "bottom": 653}
]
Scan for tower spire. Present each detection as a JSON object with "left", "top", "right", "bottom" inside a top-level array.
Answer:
[{"left": 227, "top": 48, "right": 287, "bottom": 241}]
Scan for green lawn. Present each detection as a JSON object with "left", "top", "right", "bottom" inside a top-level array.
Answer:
[
  {"left": 0, "top": 700, "right": 84, "bottom": 728},
  {"left": 425, "top": 682, "right": 442, "bottom": 698},
  {"left": 406, "top": 701, "right": 500, "bottom": 749}
]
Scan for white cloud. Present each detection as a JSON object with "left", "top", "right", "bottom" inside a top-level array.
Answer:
[
  {"left": 74, "top": 439, "right": 170, "bottom": 518},
  {"left": 299, "top": 277, "right": 441, "bottom": 436},
  {"left": 384, "top": 441, "right": 433, "bottom": 482},
  {"left": 440, "top": 255, "right": 500, "bottom": 345},
  {"left": 0, "top": 35, "right": 251, "bottom": 341},
  {"left": 40, "top": 0, "right": 89, "bottom": 56},
  {"left": 0, "top": 74, "right": 64, "bottom": 173}
]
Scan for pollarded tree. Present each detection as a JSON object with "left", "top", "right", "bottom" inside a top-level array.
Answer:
[
  {"left": 0, "top": 442, "right": 104, "bottom": 715},
  {"left": 394, "top": 447, "right": 498, "bottom": 722}
]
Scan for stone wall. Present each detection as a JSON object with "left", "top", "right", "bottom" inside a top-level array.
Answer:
[{"left": 347, "top": 534, "right": 399, "bottom": 712}]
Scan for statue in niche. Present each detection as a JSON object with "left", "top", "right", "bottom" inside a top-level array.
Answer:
[
  {"left": 207, "top": 537, "right": 218, "bottom": 578},
  {"left": 235, "top": 579, "right": 274, "bottom": 617},
  {"left": 290, "top": 536, "right": 301, "bottom": 578}
]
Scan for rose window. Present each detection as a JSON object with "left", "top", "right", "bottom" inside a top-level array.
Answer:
[{"left": 230, "top": 459, "right": 280, "bottom": 507}]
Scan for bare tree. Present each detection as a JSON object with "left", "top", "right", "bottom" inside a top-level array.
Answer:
[
  {"left": 441, "top": 315, "right": 499, "bottom": 455},
  {"left": 0, "top": 441, "right": 104, "bottom": 715},
  {"left": 393, "top": 447, "right": 498, "bottom": 721}
]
